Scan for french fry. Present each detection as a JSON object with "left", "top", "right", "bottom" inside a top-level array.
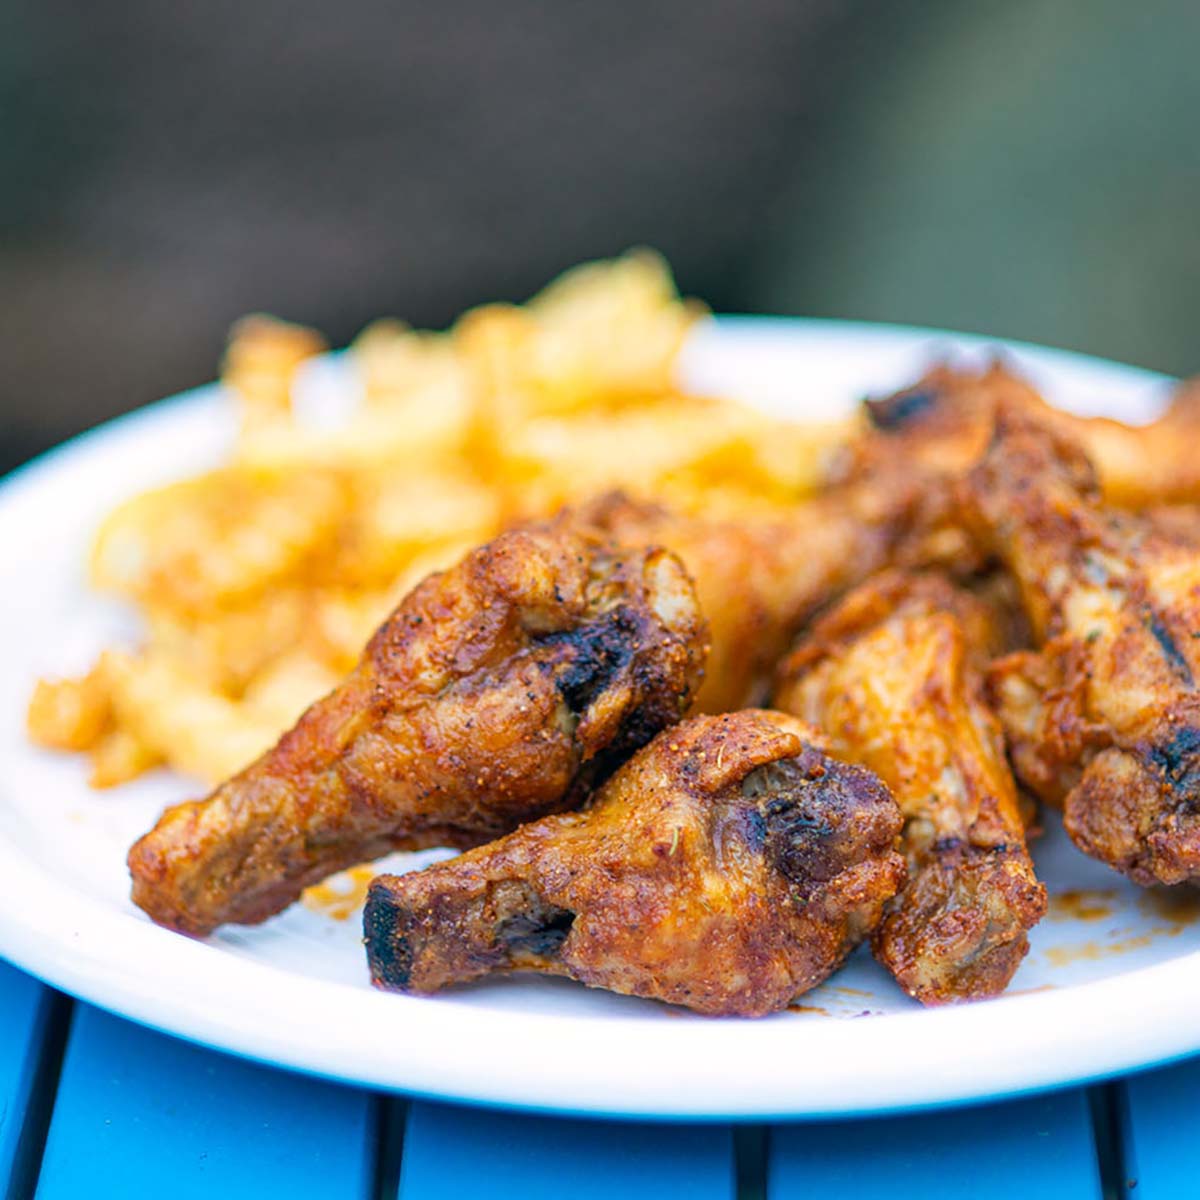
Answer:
[
  {"left": 222, "top": 314, "right": 327, "bottom": 441},
  {"left": 104, "top": 650, "right": 287, "bottom": 786},
  {"left": 526, "top": 247, "right": 704, "bottom": 402},
  {"left": 90, "top": 466, "right": 350, "bottom": 615},
  {"left": 27, "top": 662, "right": 112, "bottom": 752},
  {"left": 89, "top": 728, "right": 161, "bottom": 789}
]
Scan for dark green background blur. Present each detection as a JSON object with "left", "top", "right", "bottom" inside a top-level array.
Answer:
[{"left": 2, "top": 0, "right": 1197, "bottom": 473}]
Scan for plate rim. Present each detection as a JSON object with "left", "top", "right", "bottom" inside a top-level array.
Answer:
[{"left": 2, "top": 314, "right": 1195, "bottom": 1120}]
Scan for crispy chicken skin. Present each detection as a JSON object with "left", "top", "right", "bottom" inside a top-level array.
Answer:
[
  {"left": 774, "top": 571, "right": 1046, "bottom": 1004},
  {"left": 859, "top": 362, "right": 1200, "bottom": 511},
  {"left": 1144, "top": 503, "right": 1200, "bottom": 548},
  {"left": 578, "top": 485, "right": 909, "bottom": 713},
  {"left": 128, "top": 513, "right": 708, "bottom": 935},
  {"left": 1055, "top": 379, "right": 1200, "bottom": 509},
  {"left": 835, "top": 364, "right": 1031, "bottom": 575},
  {"left": 364, "top": 710, "right": 906, "bottom": 1016},
  {"left": 964, "top": 404, "right": 1200, "bottom": 886}
]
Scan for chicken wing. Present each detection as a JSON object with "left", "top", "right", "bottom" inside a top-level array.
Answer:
[
  {"left": 774, "top": 571, "right": 1046, "bottom": 1004},
  {"left": 856, "top": 361, "right": 1200, "bottom": 511},
  {"left": 577, "top": 481, "right": 911, "bottom": 714},
  {"left": 364, "top": 710, "right": 905, "bottom": 1016},
  {"left": 964, "top": 403, "right": 1200, "bottom": 886},
  {"left": 128, "top": 513, "right": 708, "bottom": 935}
]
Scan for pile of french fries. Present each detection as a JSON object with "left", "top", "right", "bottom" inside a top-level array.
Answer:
[{"left": 27, "top": 251, "right": 852, "bottom": 788}]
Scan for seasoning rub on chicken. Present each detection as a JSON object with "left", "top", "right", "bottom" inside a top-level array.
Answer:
[
  {"left": 365, "top": 710, "right": 905, "bottom": 1016},
  {"left": 966, "top": 401, "right": 1200, "bottom": 887},
  {"left": 775, "top": 570, "right": 1046, "bottom": 1005}
]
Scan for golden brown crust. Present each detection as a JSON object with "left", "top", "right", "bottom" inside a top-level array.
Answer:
[
  {"left": 964, "top": 402, "right": 1200, "bottom": 886},
  {"left": 1143, "top": 503, "right": 1200, "bottom": 548},
  {"left": 835, "top": 364, "right": 1042, "bottom": 575},
  {"left": 855, "top": 361, "right": 1200, "bottom": 511},
  {"left": 128, "top": 512, "right": 708, "bottom": 935},
  {"left": 364, "top": 710, "right": 905, "bottom": 1016},
  {"left": 774, "top": 570, "right": 1046, "bottom": 1005},
  {"left": 1057, "top": 380, "right": 1200, "bottom": 508}
]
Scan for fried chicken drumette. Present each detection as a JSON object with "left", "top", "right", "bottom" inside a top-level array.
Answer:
[
  {"left": 774, "top": 571, "right": 1046, "bottom": 1004},
  {"left": 128, "top": 514, "right": 708, "bottom": 936},
  {"left": 964, "top": 403, "right": 1200, "bottom": 886},
  {"left": 364, "top": 710, "right": 905, "bottom": 1016}
]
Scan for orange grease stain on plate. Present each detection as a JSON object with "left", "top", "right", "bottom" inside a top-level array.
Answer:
[
  {"left": 1044, "top": 885, "right": 1200, "bottom": 967},
  {"left": 829, "top": 986, "right": 872, "bottom": 998},
  {"left": 1137, "top": 887, "right": 1200, "bottom": 933},
  {"left": 1004, "top": 984, "right": 1057, "bottom": 997},
  {"left": 1044, "top": 935, "right": 1155, "bottom": 968},
  {"left": 301, "top": 864, "right": 376, "bottom": 921},
  {"left": 1048, "top": 889, "right": 1118, "bottom": 922},
  {"left": 787, "top": 1003, "right": 830, "bottom": 1016}
]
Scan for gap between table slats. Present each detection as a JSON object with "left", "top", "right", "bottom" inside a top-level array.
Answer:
[
  {"left": 373, "top": 1097, "right": 407, "bottom": 1200},
  {"left": 0, "top": 961, "right": 71, "bottom": 1200},
  {"left": 1113, "top": 1056, "right": 1200, "bottom": 1199},
  {"left": 1089, "top": 1083, "right": 1130, "bottom": 1200}
]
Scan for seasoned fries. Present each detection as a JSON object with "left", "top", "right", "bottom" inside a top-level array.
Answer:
[
  {"left": 30, "top": 250, "right": 848, "bottom": 787},
  {"left": 90, "top": 466, "right": 350, "bottom": 615}
]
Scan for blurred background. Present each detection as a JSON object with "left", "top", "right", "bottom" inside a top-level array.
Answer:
[{"left": 2, "top": 0, "right": 1198, "bottom": 473}]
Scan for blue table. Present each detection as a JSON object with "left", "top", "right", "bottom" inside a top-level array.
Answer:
[{"left": 1, "top": 955, "right": 1180, "bottom": 1198}]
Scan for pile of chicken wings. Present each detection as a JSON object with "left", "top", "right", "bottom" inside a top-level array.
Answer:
[{"left": 129, "top": 364, "right": 1200, "bottom": 1013}]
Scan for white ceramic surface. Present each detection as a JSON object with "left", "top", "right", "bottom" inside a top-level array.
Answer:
[{"left": 1, "top": 316, "right": 1195, "bottom": 1118}]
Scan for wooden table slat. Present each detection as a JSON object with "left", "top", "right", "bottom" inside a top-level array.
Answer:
[
  {"left": 1117, "top": 1059, "right": 1200, "bottom": 1197},
  {"left": 768, "top": 1089, "right": 1102, "bottom": 1200},
  {"left": 34, "top": 1005, "right": 376, "bottom": 1200},
  {"left": 398, "top": 1101, "right": 735, "bottom": 1200},
  {"left": 0, "top": 960, "right": 60, "bottom": 1196}
]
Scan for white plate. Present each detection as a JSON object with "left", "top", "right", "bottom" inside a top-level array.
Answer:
[{"left": 1, "top": 316, "right": 1196, "bottom": 1119}]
